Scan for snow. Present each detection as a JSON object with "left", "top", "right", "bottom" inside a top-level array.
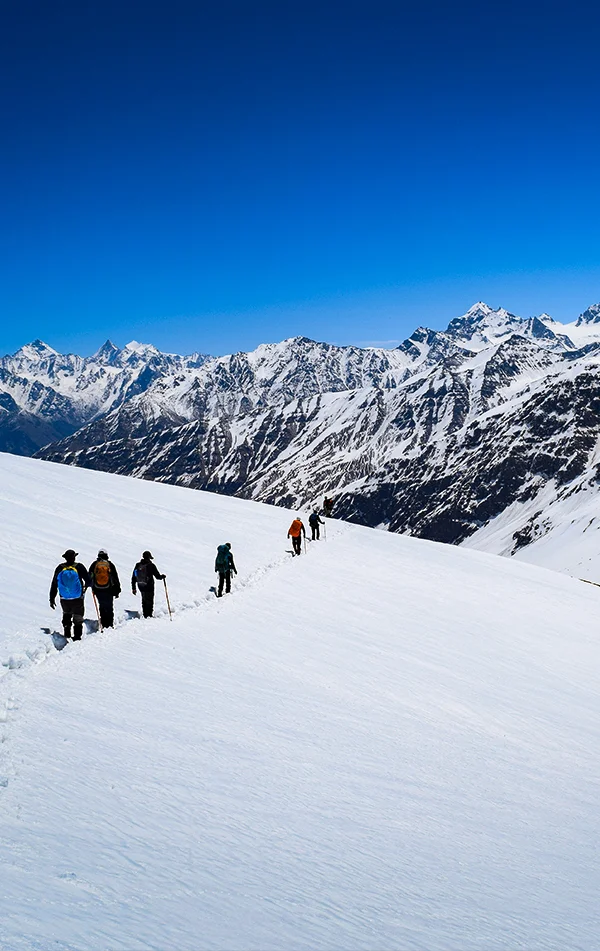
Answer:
[
  {"left": 2, "top": 453, "right": 600, "bottom": 950},
  {"left": 465, "top": 476, "right": 600, "bottom": 581}
]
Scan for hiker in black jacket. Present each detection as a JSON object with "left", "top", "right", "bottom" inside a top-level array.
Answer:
[
  {"left": 215, "top": 543, "right": 237, "bottom": 597},
  {"left": 131, "top": 551, "right": 166, "bottom": 618},
  {"left": 49, "top": 549, "right": 91, "bottom": 641},
  {"left": 89, "top": 549, "right": 121, "bottom": 628},
  {"left": 308, "top": 511, "right": 323, "bottom": 540}
]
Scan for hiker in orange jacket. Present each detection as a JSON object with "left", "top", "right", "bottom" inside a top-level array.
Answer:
[{"left": 288, "top": 517, "right": 306, "bottom": 556}]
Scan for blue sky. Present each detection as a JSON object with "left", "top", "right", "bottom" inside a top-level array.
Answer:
[{"left": 1, "top": 0, "right": 600, "bottom": 357}]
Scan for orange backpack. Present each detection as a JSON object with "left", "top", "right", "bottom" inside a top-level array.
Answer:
[
  {"left": 94, "top": 560, "right": 111, "bottom": 588},
  {"left": 289, "top": 519, "right": 303, "bottom": 537}
]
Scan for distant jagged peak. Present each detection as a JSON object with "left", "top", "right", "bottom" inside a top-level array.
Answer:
[
  {"left": 464, "top": 301, "right": 495, "bottom": 318},
  {"left": 12, "top": 339, "right": 59, "bottom": 360},
  {"left": 575, "top": 303, "right": 600, "bottom": 326},
  {"left": 526, "top": 315, "right": 559, "bottom": 340},
  {"left": 93, "top": 340, "right": 121, "bottom": 364},
  {"left": 445, "top": 302, "right": 523, "bottom": 343},
  {"left": 122, "top": 340, "right": 159, "bottom": 355}
]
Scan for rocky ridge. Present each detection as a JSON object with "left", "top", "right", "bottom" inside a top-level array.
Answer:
[{"left": 5, "top": 301, "right": 600, "bottom": 555}]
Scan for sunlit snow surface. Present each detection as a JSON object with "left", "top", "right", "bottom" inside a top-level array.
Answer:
[{"left": 1, "top": 453, "right": 600, "bottom": 950}]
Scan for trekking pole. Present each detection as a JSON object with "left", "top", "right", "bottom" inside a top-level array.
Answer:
[
  {"left": 92, "top": 592, "right": 104, "bottom": 632},
  {"left": 304, "top": 534, "right": 307, "bottom": 554},
  {"left": 323, "top": 520, "right": 327, "bottom": 541},
  {"left": 163, "top": 578, "right": 173, "bottom": 621}
]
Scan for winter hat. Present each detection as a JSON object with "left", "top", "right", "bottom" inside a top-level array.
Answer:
[
  {"left": 97, "top": 550, "right": 108, "bottom": 558},
  {"left": 225, "top": 543, "right": 231, "bottom": 549},
  {"left": 62, "top": 549, "right": 77, "bottom": 562},
  {"left": 142, "top": 550, "right": 153, "bottom": 560}
]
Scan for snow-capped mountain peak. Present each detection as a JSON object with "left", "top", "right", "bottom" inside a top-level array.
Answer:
[
  {"left": 93, "top": 340, "right": 121, "bottom": 364},
  {"left": 576, "top": 303, "right": 600, "bottom": 325},
  {"left": 464, "top": 300, "right": 494, "bottom": 317},
  {"left": 12, "top": 339, "right": 59, "bottom": 361},
  {"left": 121, "top": 340, "right": 160, "bottom": 356},
  {"left": 444, "top": 302, "right": 522, "bottom": 347}
]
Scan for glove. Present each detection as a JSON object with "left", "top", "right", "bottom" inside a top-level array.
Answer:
[
  {"left": 50, "top": 600, "right": 56, "bottom": 610},
  {"left": 114, "top": 593, "right": 120, "bottom": 599},
  {"left": 160, "top": 574, "right": 166, "bottom": 580},
  {"left": 234, "top": 568, "right": 238, "bottom": 575},
  {"left": 131, "top": 587, "right": 136, "bottom": 595}
]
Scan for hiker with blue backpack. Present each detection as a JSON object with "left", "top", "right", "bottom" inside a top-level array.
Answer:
[
  {"left": 49, "top": 549, "right": 91, "bottom": 641},
  {"left": 215, "top": 542, "right": 237, "bottom": 597},
  {"left": 131, "top": 551, "right": 166, "bottom": 618}
]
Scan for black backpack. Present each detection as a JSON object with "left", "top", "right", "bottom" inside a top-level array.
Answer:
[
  {"left": 215, "top": 545, "right": 230, "bottom": 572},
  {"left": 135, "top": 562, "right": 151, "bottom": 587}
]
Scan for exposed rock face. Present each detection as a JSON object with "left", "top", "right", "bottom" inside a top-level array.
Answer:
[{"left": 6, "top": 300, "right": 600, "bottom": 554}]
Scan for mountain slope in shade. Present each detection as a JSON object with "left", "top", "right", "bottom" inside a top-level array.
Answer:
[{"left": 1, "top": 454, "right": 600, "bottom": 950}]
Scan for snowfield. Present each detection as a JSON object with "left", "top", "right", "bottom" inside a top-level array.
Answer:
[{"left": 1, "top": 453, "right": 600, "bottom": 950}]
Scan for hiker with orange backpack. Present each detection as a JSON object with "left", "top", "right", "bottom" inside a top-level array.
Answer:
[
  {"left": 49, "top": 549, "right": 91, "bottom": 641},
  {"left": 287, "top": 517, "right": 306, "bottom": 556},
  {"left": 88, "top": 549, "right": 121, "bottom": 628}
]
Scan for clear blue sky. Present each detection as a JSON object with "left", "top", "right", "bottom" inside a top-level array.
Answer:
[{"left": 1, "top": 0, "right": 600, "bottom": 357}]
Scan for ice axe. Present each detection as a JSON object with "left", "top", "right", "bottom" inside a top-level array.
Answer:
[
  {"left": 163, "top": 578, "right": 173, "bottom": 620},
  {"left": 91, "top": 591, "right": 104, "bottom": 632}
]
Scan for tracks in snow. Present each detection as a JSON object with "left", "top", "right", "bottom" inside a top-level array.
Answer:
[{"left": 0, "top": 525, "right": 344, "bottom": 795}]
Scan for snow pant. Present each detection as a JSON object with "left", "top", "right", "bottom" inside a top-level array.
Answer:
[
  {"left": 310, "top": 524, "right": 320, "bottom": 540},
  {"left": 217, "top": 570, "right": 231, "bottom": 596},
  {"left": 95, "top": 590, "right": 115, "bottom": 628},
  {"left": 60, "top": 597, "right": 85, "bottom": 640},
  {"left": 139, "top": 586, "right": 155, "bottom": 618},
  {"left": 291, "top": 535, "right": 302, "bottom": 555}
]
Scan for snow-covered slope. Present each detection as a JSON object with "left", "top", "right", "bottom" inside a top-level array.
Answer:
[
  {"left": 2, "top": 454, "right": 600, "bottom": 950},
  {"left": 464, "top": 475, "right": 600, "bottom": 580}
]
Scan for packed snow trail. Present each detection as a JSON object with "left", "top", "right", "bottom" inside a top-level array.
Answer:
[
  {"left": 2, "top": 455, "right": 600, "bottom": 950},
  {"left": 0, "top": 453, "right": 332, "bottom": 663}
]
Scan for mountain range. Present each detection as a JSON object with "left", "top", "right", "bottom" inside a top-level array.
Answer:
[{"left": 4, "top": 301, "right": 600, "bottom": 559}]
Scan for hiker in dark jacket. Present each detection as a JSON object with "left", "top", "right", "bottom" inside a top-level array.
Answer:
[
  {"left": 88, "top": 549, "right": 121, "bottom": 629},
  {"left": 131, "top": 551, "right": 166, "bottom": 618},
  {"left": 49, "top": 549, "right": 91, "bottom": 641},
  {"left": 308, "top": 511, "right": 323, "bottom": 540},
  {"left": 323, "top": 496, "right": 334, "bottom": 517},
  {"left": 215, "top": 543, "right": 237, "bottom": 597}
]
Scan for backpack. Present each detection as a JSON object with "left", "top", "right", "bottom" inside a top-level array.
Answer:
[
  {"left": 309, "top": 513, "right": 319, "bottom": 525},
  {"left": 93, "top": 560, "right": 111, "bottom": 588},
  {"left": 215, "top": 545, "right": 230, "bottom": 572},
  {"left": 57, "top": 566, "right": 83, "bottom": 600},
  {"left": 135, "top": 562, "right": 151, "bottom": 587}
]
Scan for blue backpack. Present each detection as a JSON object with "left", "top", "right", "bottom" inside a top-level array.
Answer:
[
  {"left": 215, "top": 545, "right": 230, "bottom": 571},
  {"left": 57, "top": 565, "right": 83, "bottom": 599}
]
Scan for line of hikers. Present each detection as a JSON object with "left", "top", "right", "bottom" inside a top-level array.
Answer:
[
  {"left": 49, "top": 498, "right": 335, "bottom": 640},
  {"left": 287, "top": 499, "right": 334, "bottom": 554},
  {"left": 50, "top": 549, "right": 167, "bottom": 640}
]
